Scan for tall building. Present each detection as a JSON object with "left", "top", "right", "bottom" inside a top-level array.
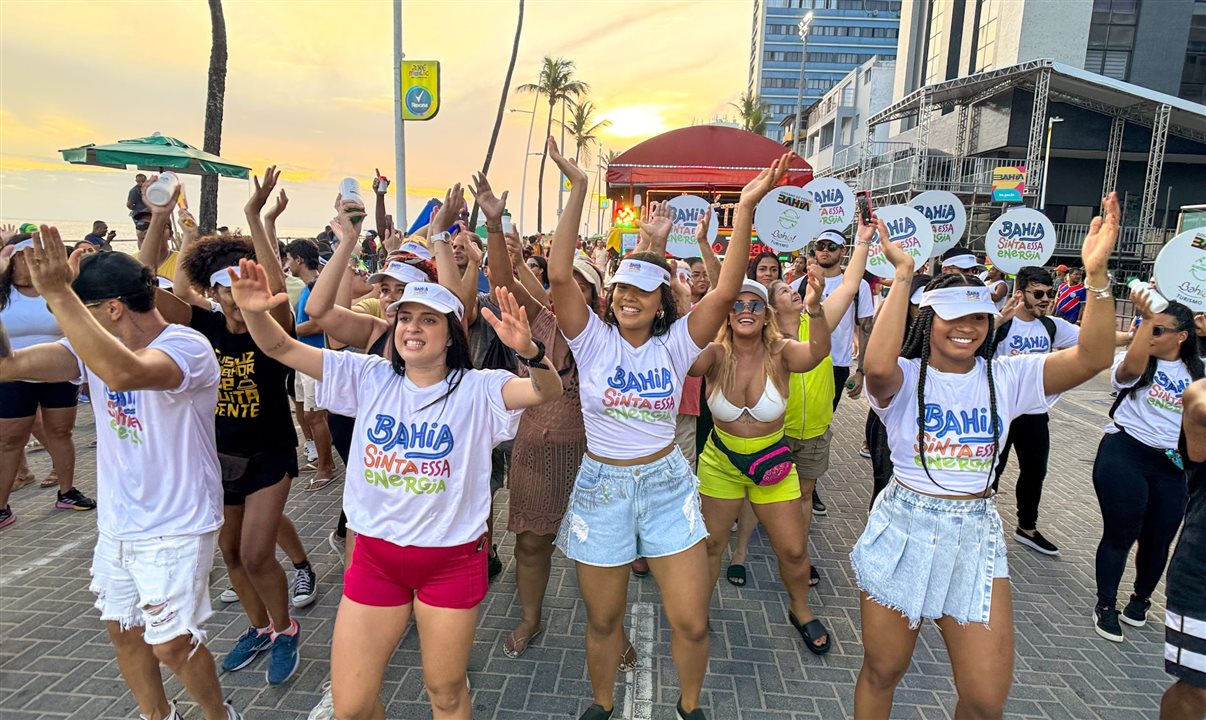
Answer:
[
  {"left": 893, "top": 0, "right": 1204, "bottom": 106},
  {"left": 785, "top": 57, "right": 898, "bottom": 172},
  {"left": 747, "top": 0, "right": 903, "bottom": 137}
]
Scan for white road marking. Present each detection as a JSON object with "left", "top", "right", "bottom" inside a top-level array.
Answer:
[
  {"left": 622, "top": 601, "right": 656, "bottom": 720},
  {"left": 2, "top": 538, "right": 85, "bottom": 583}
]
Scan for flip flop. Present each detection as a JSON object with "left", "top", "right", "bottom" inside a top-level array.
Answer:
[
  {"left": 789, "top": 611, "right": 832, "bottom": 655},
  {"left": 502, "top": 626, "right": 543, "bottom": 658},
  {"left": 40, "top": 471, "right": 59, "bottom": 489},
  {"left": 12, "top": 471, "right": 35, "bottom": 492},
  {"left": 809, "top": 565, "right": 821, "bottom": 587},
  {"left": 726, "top": 564, "right": 747, "bottom": 587},
  {"left": 618, "top": 640, "right": 637, "bottom": 672},
  {"left": 305, "top": 476, "right": 334, "bottom": 491}
]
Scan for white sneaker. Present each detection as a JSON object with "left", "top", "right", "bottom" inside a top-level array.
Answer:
[
  {"left": 224, "top": 701, "right": 244, "bottom": 720},
  {"left": 327, "top": 531, "right": 346, "bottom": 566},
  {"left": 218, "top": 586, "right": 239, "bottom": 603},
  {"left": 304, "top": 440, "right": 318, "bottom": 462},
  {"left": 141, "top": 700, "right": 182, "bottom": 720},
  {"left": 307, "top": 681, "right": 335, "bottom": 720}
]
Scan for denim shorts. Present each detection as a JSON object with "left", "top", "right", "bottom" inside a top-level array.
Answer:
[
  {"left": 555, "top": 448, "right": 707, "bottom": 567},
  {"left": 850, "top": 482, "right": 1008, "bottom": 628},
  {"left": 89, "top": 531, "right": 218, "bottom": 646}
]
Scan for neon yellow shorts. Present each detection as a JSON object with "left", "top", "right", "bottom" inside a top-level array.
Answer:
[{"left": 697, "top": 427, "right": 802, "bottom": 505}]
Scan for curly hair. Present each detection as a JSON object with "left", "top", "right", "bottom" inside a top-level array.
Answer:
[
  {"left": 0, "top": 234, "right": 33, "bottom": 311},
  {"left": 603, "top": 251, "right": 678, "bottom": 337},
  {"left": 179, "top": 235, "right": 254, "bottom": 289}
]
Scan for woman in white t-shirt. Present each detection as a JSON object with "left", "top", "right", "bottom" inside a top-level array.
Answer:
[
  {"left": 852, "top": 194, "right": 1122, "bottom": 719},
  {"left": 547, "top": 143, "right": 793, "bottom": 720},
  {"left": 985, "top": 265, "right": 1009, "bottom": 311},
  {"left": 1090, "top": 299, "right": 1203, "bottom": 643},
  {"left": 229, "top": 265, "right": 563, "bottom": 720}
]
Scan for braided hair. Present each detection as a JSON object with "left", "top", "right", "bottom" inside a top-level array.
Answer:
[{"left": 900, "top": 272, "right": 1000, "bottom": 496}]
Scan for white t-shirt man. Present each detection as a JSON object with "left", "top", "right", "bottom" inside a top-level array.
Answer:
[
  {"left": 1107, "top": 353, "right": 1194, "bottom": 450},
  {"left": 565, "top": 311, "right": 706, "bottom": 461},
  {"left": 63, "top": 325, "right": 223, "bottom": 540},
  {"left": 820, "top": 275, "right": 874, "bottom": 368},
  {"left": 994, "top": 316, "right": 1080, "bottom": 358},
  {"left": 317, "top": 351, "right": 522, "bottom": 546},
  {"left": 866, "top": 354, "right": 1058, "bottom": 496}
]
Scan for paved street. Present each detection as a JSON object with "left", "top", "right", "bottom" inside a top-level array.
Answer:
[{"left": 0, "top": 371, "right": 1176, "bottom": 719}]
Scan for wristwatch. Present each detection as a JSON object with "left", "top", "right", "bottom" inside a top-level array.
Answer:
[{"left": 430, "top": 231, "right": 452, "bottom": 244}]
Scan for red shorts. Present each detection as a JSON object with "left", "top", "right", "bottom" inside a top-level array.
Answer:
[{"left": 343, "top": 534, "right": 489, "bottom": 610}]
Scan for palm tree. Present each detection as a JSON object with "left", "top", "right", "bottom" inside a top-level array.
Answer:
[
  {"left": 567, "top": 100, "right": 611, "bottom": 165},
  {"left": 469, "top": 0, "right": 524, "bottom": 230},
  {"left": 200, "top": 0, "right": 227, "bottom": 234},
  {"left": 730, "top": 91, "right": 769, "bottom": 135},
  {"left": 517, "top": 57, "right": 588, "bottom": 231}
]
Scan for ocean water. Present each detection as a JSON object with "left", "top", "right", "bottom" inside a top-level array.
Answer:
[{"left": 1, "top": 218, "right": 319, "bottom": 255}]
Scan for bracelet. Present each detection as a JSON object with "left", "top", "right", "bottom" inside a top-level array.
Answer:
[
  {"left": 805, "top": 306, "right": 823, "bottom": 318},
  {"left": 485, "top": 222, "right": 503, "bottom": 234},
  {"left": 516, "top": 339, "right": 546, "bottom": 367},
  {"left": 1085, "top": 273, "right": 1113, "bottom": 298},
  {"left": 430, "top": 231, "right": 451, "bottom": 244}
]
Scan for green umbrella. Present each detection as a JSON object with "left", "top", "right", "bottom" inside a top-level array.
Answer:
[{"left": 59, "top": 132, "right": 249, "bottom": 179}]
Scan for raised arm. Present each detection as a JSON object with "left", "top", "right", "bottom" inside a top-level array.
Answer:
[
  {"left": 229, "top": 259, "right": 324, "bottom": 379},
  {"left": 862, "top": 219, "right": 915, "bottom": 405},
  {"left": 508, "top": 231, "right": 551, "bottom": 311},
  {"left": 373, "top": 170, "right": 388, "bottom": 238},
  {"left": 780, "top": 267, "right": 830, "bottom": 372},
  {"left": 137, "top": 176, "right": 176, "bottom": 271},
  {"left": 1042, "top": 193, "right": 1121, "bottom": 395},
  {"left": 306, "top": 201, "right": 383, "bottom": 350},
  {"left": 243, "top": 166, "right": 294, "bottom": 331},
  {"left": 428, "top": 186, "right": 478, "bottom": 329},
  {"left": 0, "top": 309, "right": 80, "bottom": 383},
  {"left": 476, "top": 170, "right": 545, "bottom": 325},
  {"left": 545, "top": 138, "right": 591, "bottom": 339},
  {"left": 1183, "top": 378, "right": 1206, "bottom": 463},
  {"left": 821, "top": 214, "right": 874, "bottom": 329},
  {"left": 263, "top": 185, "right": 288, "bottom": 250},
  {"left": 634, "top": 201, "right": 672, "bottom": 255},
  {"left": 485, "top": 287, "right": 563, "bottom": 408},
  {"left": 26, "top": 227, "right": 184, "bottom": 391},
  {"left": 694, "top": 207, "right": 721, "bottom": 289},
  {"left": 688, "top": 154, "right": 791, "bottom": 348}
]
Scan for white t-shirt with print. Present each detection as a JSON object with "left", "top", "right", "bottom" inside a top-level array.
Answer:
[
  {"left": 866, "top": 354, "right": 1057, "bottom": 496},
  {"left": 565, "top": 311, "right": 705, "bottom": 460},
  {"left": 1107, "top": 353, "right": 1193, "bottom": 450},
  {"left": 987, "top": 279, "right": 1009, "bottom": 311},
  {"left": 823, "top": 275, "right": 874, "bottom": 368},
  {"left": 994, "top": 316, "right": 1080, "bottom": 358},
  {"left": 317, "top": 351, "right": 522, "bottom": 546},
  {"left": 63, "top": 325, "right": 223, "bottom": 541}
]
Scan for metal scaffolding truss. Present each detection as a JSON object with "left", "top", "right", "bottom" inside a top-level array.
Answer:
[
  {"left": 1139, "top": 104, "right": 1172, "bottom": 232},
  {"left": 1025, "top": 68, "right": 1051, "bottom": 180},
  {"left": 912, "top": 89, "right": 933, "bottom": 191},
  {"left": 867, "top": 60, "right": 1055, "bottom": 126},
  {"left": 1102, "top": 115, "right": 1125, "bottom": 198}
]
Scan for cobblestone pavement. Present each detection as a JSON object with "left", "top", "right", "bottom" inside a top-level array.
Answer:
[{"left": 1, "top": 372, "right": 1176, "bottom": 719}]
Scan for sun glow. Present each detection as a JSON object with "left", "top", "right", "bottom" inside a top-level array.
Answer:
[{"left": 599, "top": 105, "right": 670, "bottom": 140}]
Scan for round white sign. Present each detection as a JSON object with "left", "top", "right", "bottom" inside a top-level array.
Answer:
[
  {"left": 1153, "top": 228, "right": 1206, "bottom": 312},
  {"left": 753, "top": 185, "right": 823, "bottom": 253},
  {"left": 865, "top": 205, "right": 935, "bottom": 279},
  {"left": 983, "top": 208, "right": 1056, "bottom": 274},
  {"left": 910, "top": 190, "right": 966, "bottom": 257},
  {"left": 664, "top": 195, "right": 717, "bottom": 258},
  {"left": 803, "top": 177, "right": 854, "bottom": 232}
]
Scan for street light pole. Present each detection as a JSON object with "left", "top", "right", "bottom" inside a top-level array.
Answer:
[
  {"left": 392, "top": 0, "right": 407, "bottom": 230},
  {"left": 1039, "top": 115, "right": 1063, "bottom": 211},
  {"left": 510, "top": 95, "right": 540, "bottom": 234},
  {"left": 791, "top": 12, "right": 814, "bottom": 155}
]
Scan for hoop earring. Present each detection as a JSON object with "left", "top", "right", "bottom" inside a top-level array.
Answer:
[{"left": 656, "top": 309, "right": 665, "bottom": 319}]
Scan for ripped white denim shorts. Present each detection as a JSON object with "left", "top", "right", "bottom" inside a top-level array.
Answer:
[
  {"left": 555, "top": 448, "right": 707, "bottom": 567},
  {"left": 89, "top": 530, "right": 218, "bottom": 645}
]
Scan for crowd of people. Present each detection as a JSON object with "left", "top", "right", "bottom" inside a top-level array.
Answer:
[{"left": 1, "top": 142, "right": 1204, "bottom": 720}]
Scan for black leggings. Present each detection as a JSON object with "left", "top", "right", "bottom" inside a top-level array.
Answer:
[
  {"left": 1092, "top": 430, "right": 1189, "bottom": 607},
  {"left": 328, "top": 413, "right": 355, "bottom": 538},
  {"left": 867, "top": 409, "right": 891, "bottom": 509},
  {"left": 993, "top": 413, "right": 1050, "bottom": 531},
  {"left": 832, "top": 365, "right": 850, "bottom": 411}
]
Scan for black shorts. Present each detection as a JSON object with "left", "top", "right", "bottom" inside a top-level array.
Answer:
[
  {"left": 221, "top": 448, "right": 299, "bottom": 506},
  {"left": 0, "top": 380, "right": 80, "bottom": 419},
  {"left": 1166, "top": 605, "right": 1206, "bottom": 688}
]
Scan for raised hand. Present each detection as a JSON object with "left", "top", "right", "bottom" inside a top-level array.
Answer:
[
  {"left": 547, "top": 137, "right": 588, "bottom": 189},
  {"left": 1000, "top": 293, "right": 1022, "bottom": 322},
  {"left": 1131, "top": 279, "right": 1160, "bottom": 320},
  {"left": 24, "top": 226, "right": 76, "bottom": 295},
  {"left": 328, "top": 198, "right": 366, "bottom": 245},
  {"left": 266, "top": 188, "right": 289, "bottom": 222},
  {"left": 739, "top": 153, "right": 792, "bottom": 207},
  {"left": 1083, "top": 192, "right": 1120, "bottom": 276},
  {"left": 229, "top": 258, "right": 290, "bottom": 314},
  {"left": 469, "top": 172, "right": 509, "bottom": 222},
  {"left": 67, "top": 244, "right": 96, "bottom": 279},
  {"left": 432, "top": 184, "right": 465, "bottom": 234},
  {"left": 803, "top": 266, "right": 824, "bottom": 313},
  {"left": 856, "top": 211, "right": 876, "bottom": 245},
  {"left": 640, "top": 201, "right": 673, "bottom": 251},
  {"left": 142, "top": 174, "right": 180, "bottom": 214},
  {"left": 0, "top": 224, "right": 18, "bottom": 244},
  {"left": 504, "top": 229, "right": 525, "bottom": 266},
  {"left": 178, "top": 206, "right": 198, "bottom": 231},
  {"left": 480, "top": 286, "right": 534, "bottom": 355},
  {"left": 245, "top": 165, "right": 281, "bottom": 216},
  {"left": 695, "top": 206, "right": 713, "bottom": 246},
  {"left": 874, "top": 216, "right": 914, "bottom": 275}
]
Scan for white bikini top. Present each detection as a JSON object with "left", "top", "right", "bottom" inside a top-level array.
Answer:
[{"left": 708, "top": 376, "right": 787, "bottom": 423}]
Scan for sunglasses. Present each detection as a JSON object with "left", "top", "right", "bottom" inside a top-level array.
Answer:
[
  {"left": 814, "top": 241, "right": 841, "bottom": 252},
  {"left": 1151, "top": 326, "right": 1182, "bottom": 337},
  {"left": 1028, "top": 289, "right": 1055, "bottom": 300},
  {"left": 732, "top": 299, "right": 767, "bottom": 314}
]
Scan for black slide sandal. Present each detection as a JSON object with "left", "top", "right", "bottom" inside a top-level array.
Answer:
[
  {"left": 726, "top": 564, "right": 747, "bottom": 587},
  {"left": 789, "top": 611, "right": 832, "bottom": 655},
  {"left": 809, "top": 565, "right": 821, "bottom": 587}
]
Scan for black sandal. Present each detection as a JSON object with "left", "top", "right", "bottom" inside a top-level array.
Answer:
[
  {"left": 789, "top": 611, "right": 832, "bottom": 655},
  {"left": 677, "top": 697, "right": 707, "bottom": 719},
  {"left": 578, "top": 704, "right": 613, "bottom": 720},
  {"left": 726, "top": 564, "right": 747, "bottom": 587},
  {"left": 809, "top": 565, "right": 821, "bottom": 587}
]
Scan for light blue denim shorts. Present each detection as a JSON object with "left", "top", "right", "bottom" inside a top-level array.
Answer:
[
  {"left": 555, "top": 448, "right": 707, "bottom": 567},
  {"left": 850, "top": 481, "right": 1008, "bottom": 628}
]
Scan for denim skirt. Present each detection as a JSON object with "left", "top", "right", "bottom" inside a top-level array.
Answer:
[{"left": 850, "top": 481, "right": 1008, "bottom": 628}]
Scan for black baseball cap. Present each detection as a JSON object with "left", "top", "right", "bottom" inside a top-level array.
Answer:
[{"left": 72, "top": 252, "right": 154, "bottom": 303}]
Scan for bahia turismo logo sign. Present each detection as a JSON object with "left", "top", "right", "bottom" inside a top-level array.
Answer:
[{"left": 753, "top": 184, "right": 822, "bottom": 253}]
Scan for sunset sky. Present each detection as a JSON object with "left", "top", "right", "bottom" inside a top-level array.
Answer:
[{"left": 0, "top": 0, "right": 750, "bottom": 237}]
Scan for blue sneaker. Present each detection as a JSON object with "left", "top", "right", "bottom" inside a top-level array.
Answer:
[
  {"left": 267, "top": 622, "right": 301, "bottom": 685},
  {"left": 222, "top": 627, "right": 272, "bottom": 672}
]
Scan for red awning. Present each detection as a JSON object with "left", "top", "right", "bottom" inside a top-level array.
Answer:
[{"left": 606, "top": 125, "right": 812, "bottom": 189}]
